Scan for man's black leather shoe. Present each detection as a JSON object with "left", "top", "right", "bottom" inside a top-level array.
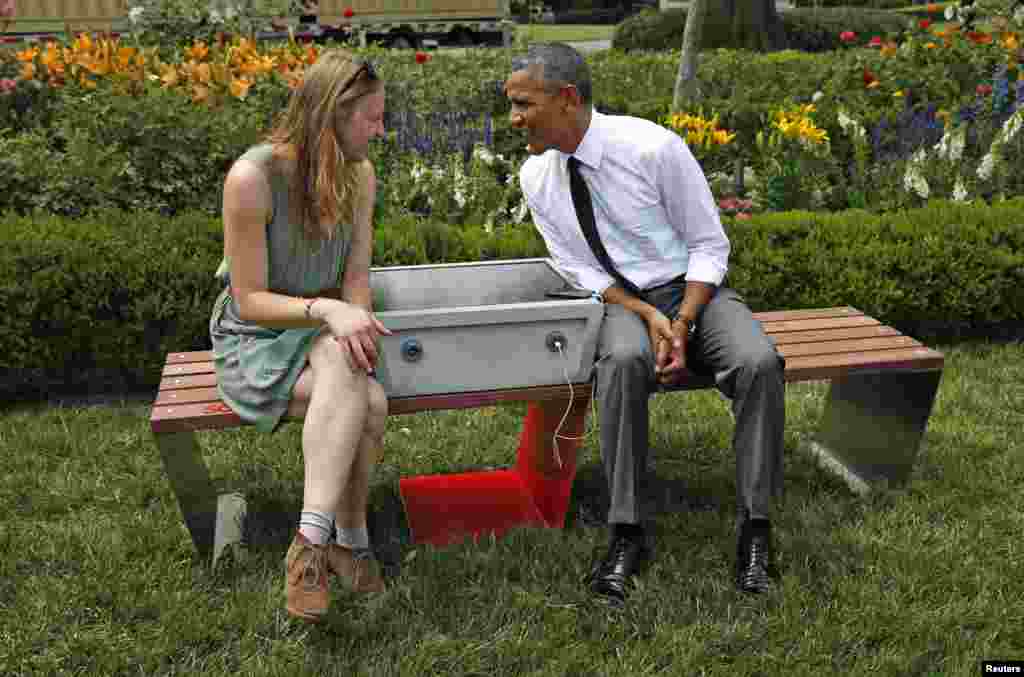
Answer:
[
  {"left": 735, "top": 518, "right": 778, "bottom": 594},
  {"left": 587, "top": 535, "right": 649, "bottom": 606}
]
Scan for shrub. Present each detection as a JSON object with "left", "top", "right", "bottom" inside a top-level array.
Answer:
[{"left": 612, "top": 6, "right": 910, "bottom": 52}]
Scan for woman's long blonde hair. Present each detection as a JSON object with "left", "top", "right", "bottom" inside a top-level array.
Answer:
[{"left": 267, "top": 49, "right": 383, "bottom": 242}]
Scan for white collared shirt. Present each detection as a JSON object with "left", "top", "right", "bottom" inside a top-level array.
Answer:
[{"left": 519, "top": 110, "right": 730, "bottom": 296}]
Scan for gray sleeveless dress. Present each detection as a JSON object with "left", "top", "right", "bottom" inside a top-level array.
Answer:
[{"left": 209, "top": 144, "right": 350, "bottom": 433}]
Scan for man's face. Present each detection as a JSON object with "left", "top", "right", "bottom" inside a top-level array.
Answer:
[
  {"left": 337, "top": 90, "right": 386, "bottom": 161},
  {"left": 504, "top": 69, "right": 569, "bottom": 156}
]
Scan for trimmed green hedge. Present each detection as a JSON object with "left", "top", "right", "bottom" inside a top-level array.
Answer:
[
  {"left": 612, "top": 6, "right": 910, "bottom": 52},
  {"left": 3, "top": 199, "right": 1022, "bottom": 398}
]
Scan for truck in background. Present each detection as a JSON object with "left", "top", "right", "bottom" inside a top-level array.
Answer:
[
  {"left": 308, "top": 0, "right": 513, "bottom": 48},
  {"left": 1, "top": 0, "right": 513, "bottom": 47}
]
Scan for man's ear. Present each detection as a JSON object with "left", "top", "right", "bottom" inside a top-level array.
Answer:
[{"left": 560, "top": 84, "right": 582, "bottom": 111}]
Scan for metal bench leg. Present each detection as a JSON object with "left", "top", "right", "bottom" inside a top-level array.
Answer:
[
  {"left": 806, "top": 369, "right": 943, "bottom": 494},
  {"left": 153, "top": 431, "right": 247, "bottom": 568}
]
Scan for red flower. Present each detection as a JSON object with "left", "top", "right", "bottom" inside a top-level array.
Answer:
[
  {"left": 919, "top": 19, "right": 931, "bottom": 30},
  {"left": 977, "top": 83, "right": 993, "bottom": 96},
  {"left": 967, "top": 31, "right": 993, "bottom": 45},
  {"left": 343, "top": 6, "right": 354, "bottom": 17},
  {"left": 869, "top": 36, "right": 883, "bottom": 47},
  {"left": 840, "top": 31, "right": 856, "bottom": 43},
  {"left": 863, "top": 68, "right": 877, "bottom": 86},
  {"left": 415, "top": 51, "right": 430, "bottom": 64}
]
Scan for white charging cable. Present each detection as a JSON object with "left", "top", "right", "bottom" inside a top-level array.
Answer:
[{"left": 550, "top": 339, "right": 597, "bottom": 470}]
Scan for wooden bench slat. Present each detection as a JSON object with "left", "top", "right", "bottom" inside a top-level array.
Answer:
[
  {"left": 782, "top": 346, "right": 944, "bottom": 382},
  {"left": 768, "top": 325, "right": 901, "bottom": 345},
  {"left": 163, "top": 361, "right": 218, "bottom": 377},
  {"left": 758, "top": 315, "right": 881, "bottom": 333},
  {"left": 159, "top": 372, "right": 218, "bottom": 391},
  {"left": 753, "top": 307, "right": 861, "bottom": 322},
  {"left": 165, "top": 351, "right": 214, "bottom": 364},
  {"left": 775, "top": 335, "right": 919, "bottom": 358}
]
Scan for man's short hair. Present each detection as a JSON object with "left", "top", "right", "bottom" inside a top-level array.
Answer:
[{"left": 511, "top": 42, "right": 592, "bottom": 105}]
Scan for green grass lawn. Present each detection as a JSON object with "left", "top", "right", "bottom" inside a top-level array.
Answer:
[
  {"left": 515, "top": 24, "right": 617, "bottom": 43},
  {"left": 2, "top": 340, "right": 1022, "bottom": 675}
]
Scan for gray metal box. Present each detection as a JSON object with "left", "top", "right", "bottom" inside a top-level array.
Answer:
[{"left": 369, "top": 258, "right": 603, "bottom": 398}]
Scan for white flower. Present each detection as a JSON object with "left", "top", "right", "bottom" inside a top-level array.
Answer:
[
  {"left": 209, "top": 9, "right": 223, "bottom": 23},
  {"left": 1001, "top": 110, "right": 1023, "bottom": 144},
  {"left": 129, "top": 6, "right": 145, "bottom": 24},
  {"left": 812, "top": 91, "right": 824, "bottom": 102},
  {"left": 911, "top": 148, "right": 928, "bottom": 166},
  {"left": 953, "top": 178, "right": 969, "bottom": 202},
  {"left": 935, "top": 126, "right": 965, "bottom": 162},
  {"left": 977, "top": 152, "right": 996, "bottom": 180},
  {"left": 505, "top": 173, "right": 515, "bottom": 186},
  {"left": 945, "top": 5, "right": 955, "bottom": 20},
  {"left": 903, "top": 166, "right": 930, "bottom": 199},
  {"left": 513, "top": 198, "right": 529, "bottom": 222},
  {"left": 1014, "top": 5, "right": 1024, "bottom": 27},
  {"left": 472, "top": 145, "right": 496, "bottom": 165},
  {"left": 837, "top": 109, "right": 866, "bottom": 140}
]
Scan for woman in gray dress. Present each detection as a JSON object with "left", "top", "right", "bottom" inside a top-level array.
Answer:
[{"left": 210, "top": 49, "right": 389, "bottom": 622}]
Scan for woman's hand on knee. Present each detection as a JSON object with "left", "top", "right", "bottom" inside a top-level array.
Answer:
[{"left": 316, "top": 300, "right": 392, "bottom": 373}]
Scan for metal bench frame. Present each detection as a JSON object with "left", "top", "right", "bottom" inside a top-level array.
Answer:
[{"left": 150, "top": 306, "right": 944, "bottom": 566}]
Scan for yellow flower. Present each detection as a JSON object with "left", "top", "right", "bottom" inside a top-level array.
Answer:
[
  {"left": 712, "top": 129, "right": 736, "bottom": 145},
  {"left": 894, "top": 90, "right": 905, "bottom": 97},
  {"left": 19, "top": 62, "right": 36, "bottom": 80},
  {"left": 159, "top": 64, "right": 180, "bottom": 88},
  {"left": 15, "top": 47, "right": 39, "bottom": 62},
  {"left": 191, "top": 83, "right": 210, "bottom": 104},
  {"left": 116, "top": 47, "right": 137, "bottom": 70},
  {"left": 229, "top": 77, "right": 252, "bottom": 99},
  {"left": 185, "top": 41, "right": 210, "bottom": 61},
  {"left": 925, "top": 42, "right": 938, "bottom": 49},
  {"left": 1003, "top": 33, "right": 1020, "bottom": 51},
  {"left": 73, "top": 33, "right": 93, "bottom": 52}
]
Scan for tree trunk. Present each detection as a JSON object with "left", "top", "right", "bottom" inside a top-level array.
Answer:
[
  {"left": 672, "top": 0, "right": 707, "bottom": 111},
  {"left": 704, "top": 0, "right": 787, "bottom": 52}
]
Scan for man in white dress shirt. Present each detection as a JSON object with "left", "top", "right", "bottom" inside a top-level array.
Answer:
[{"left": 505, "top": 43, "right": 785, "bottom": 603}]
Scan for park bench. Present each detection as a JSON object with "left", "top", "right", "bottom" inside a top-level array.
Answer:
[{"left": 150, "top": 305, "right": 944, "bottom": 567}]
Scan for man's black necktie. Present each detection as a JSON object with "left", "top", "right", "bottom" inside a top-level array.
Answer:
[{"left": 567, "top": 156, "right": 641, "bottom": 296}]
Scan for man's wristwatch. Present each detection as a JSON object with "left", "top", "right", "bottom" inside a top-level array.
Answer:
[{"left": 675, "top": 316, "right": 697, "bottom": 338}]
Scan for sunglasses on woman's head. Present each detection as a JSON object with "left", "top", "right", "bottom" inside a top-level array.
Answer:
[{"left": 341, "top": 58, "right": 378, "bottom": 95}]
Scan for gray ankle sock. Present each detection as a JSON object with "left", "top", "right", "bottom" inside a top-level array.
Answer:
[
  {"left": 298, "top": 510, "right": 335, "bottom": 545},
  {"left": 335, "top": 525, "right": 370, "bottom": 551}
]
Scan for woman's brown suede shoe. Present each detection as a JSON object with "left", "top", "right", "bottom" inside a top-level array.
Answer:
[
  {"left": 284, "top": 532, "right": 331, "bottom": 622},
  {"left": 327, "top": 544, "right": 386, "bottom": 594}
]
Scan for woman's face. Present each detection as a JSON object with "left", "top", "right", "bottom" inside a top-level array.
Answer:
[{"left": 337, "top": 90, "right": 385, "bottom": 162}]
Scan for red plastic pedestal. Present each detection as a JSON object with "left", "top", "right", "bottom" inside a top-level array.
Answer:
[{"left": 399, "top": 394, "right": 591, "bottom": 547}]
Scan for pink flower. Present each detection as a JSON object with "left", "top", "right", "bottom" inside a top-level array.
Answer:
[
  {"left": 0, "top": 78, "right": 16, "bottom": 94},
  {"left": 0, "top": 0, "right": 16, "bottom": 19},
  {"left": 840, "top": 31, "right": 857, "bottom": 43},
  {"left": 735, "top": 212, "right": 752, "bottom": 220},
  {"left": 977, "top": 84, "right": 993, "bottom": 96},
  {"left": 869, "top": 36, "right": 883, "bottom": 47}
]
